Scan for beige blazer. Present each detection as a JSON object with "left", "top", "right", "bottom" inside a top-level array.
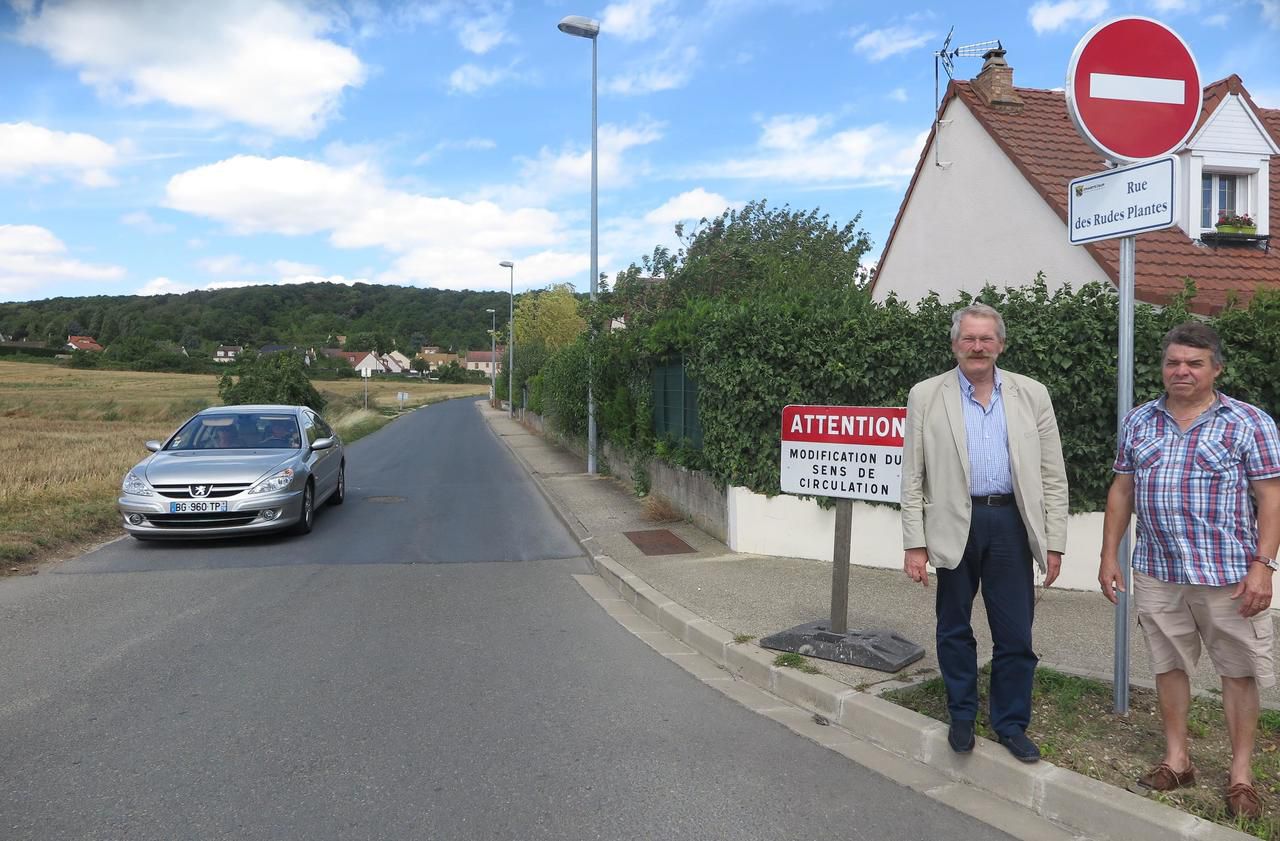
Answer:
[{"left": 900, "top": 368, "right": 1069, "bottom": 572}]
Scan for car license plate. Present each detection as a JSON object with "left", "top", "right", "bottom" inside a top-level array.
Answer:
[{"left": 169, "top": 500, "right": 228, "bottom": 513}]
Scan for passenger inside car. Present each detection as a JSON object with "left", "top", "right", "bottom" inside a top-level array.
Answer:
[
  {"left": 211, "top": 426, "right": 242, "bottom": 449},
  {"left": 259, "top": 419, "right": 300, "bottom": 448}
]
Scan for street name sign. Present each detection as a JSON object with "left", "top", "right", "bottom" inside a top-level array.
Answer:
[
  {"left": 780, "top": 405, "right": 906, "bottom": 502},
  {"left": 1066, "top": 16, "right": 1201, "bottom": 162},
  {"left": 1068, "top": 156, "right": 1176, "bottom": 244}
]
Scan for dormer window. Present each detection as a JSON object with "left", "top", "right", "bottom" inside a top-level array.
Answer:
[{"left": 1200, "top": 172, "right": 1249, "bottom": 230}]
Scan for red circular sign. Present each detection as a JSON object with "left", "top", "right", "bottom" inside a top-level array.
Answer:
[{"left": 1066, "top": 17, "right": 1201, "bottom": 162}]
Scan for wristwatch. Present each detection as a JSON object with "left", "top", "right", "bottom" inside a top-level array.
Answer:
[{"left": 1253, "top": 555, "right": 1279, "bottom": 572}]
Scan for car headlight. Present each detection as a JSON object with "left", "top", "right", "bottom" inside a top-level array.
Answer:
[
  {"left": 122, "top": 471, "right": 154, "bottom": 497},
  {"left": 247, "top": 467, "right": 296, "bottom": 495}
]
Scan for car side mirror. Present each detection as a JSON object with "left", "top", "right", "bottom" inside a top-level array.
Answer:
[
  {"left": 310, "top": 437, "right": 336, "bottom": 451},
  {"left": 145, "top": 440, "right": 162, "bottom": 452}
]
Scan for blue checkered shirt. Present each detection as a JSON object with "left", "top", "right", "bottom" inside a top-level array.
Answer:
[
  {"left": 1114, "top": 393, "right": 1280, "bottom": 585},
  {"left": 957, "top": 367, "right": 1013, "bottom": 496}
]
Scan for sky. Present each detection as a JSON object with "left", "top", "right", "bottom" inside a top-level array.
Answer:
[{"left": 1, "top": 0, "right": 1278, "bottom": 304}]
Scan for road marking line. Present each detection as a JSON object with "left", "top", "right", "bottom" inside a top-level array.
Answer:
[{"left": 1089, "top": 73, "right": 1184, "bottom": 104}]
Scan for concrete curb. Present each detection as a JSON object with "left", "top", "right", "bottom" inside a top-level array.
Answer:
[{"left": 481, "top": 402, "right": 1251, "bottom": 841}]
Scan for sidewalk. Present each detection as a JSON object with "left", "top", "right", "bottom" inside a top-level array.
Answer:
[{"left": 480, "top": 401, "right": 1258, "bottom": 841}]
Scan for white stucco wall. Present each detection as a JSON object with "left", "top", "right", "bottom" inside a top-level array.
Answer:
[
  {"left": 873, "top": 97, "right": 1111, "bottom": 304},
  {"left": 726, "top": 486, "right": 1107, "bottom": 593}
]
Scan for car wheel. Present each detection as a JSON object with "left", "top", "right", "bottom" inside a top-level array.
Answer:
[
  {"left": 329, "top": 462, "right": 345, "bottom": 506},
  {"left": 291, "top": 481, "right": 315, "bottom": 535}
]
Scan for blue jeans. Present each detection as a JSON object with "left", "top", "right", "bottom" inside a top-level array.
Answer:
[{"left": 935, "top": 504, "right": 1037, "bottom": 737}]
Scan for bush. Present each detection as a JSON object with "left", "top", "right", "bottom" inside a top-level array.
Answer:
[{"left": 218, "top": 352, "right": 326, "bottom": 412}]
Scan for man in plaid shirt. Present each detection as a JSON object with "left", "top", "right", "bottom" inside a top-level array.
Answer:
[{"left": 1099, "top": 322, "right": 1280, "bottom": 820}]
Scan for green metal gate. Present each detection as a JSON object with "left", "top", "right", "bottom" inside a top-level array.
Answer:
[{"left": 652, "top": 357, "right": 702, "bottom": 448}]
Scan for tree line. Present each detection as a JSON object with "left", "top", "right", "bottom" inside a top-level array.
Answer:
[{"left": 0, "top": 282, "right": 514, "bottom": 357}]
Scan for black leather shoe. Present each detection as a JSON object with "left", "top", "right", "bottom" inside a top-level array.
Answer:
[
  {"left": 998, "top": 731, "right": 1041, "bottom": 763},
  {"left": 948, "top": 719, "right": 975, "bottom": 753}
]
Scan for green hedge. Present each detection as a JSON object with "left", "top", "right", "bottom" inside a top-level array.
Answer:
[{"left": 539, "top": 277, "right": 1280, "bottom": 514}]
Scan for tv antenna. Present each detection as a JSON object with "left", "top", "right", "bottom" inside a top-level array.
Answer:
[{"left": 933, "top": 28, "right": 1002, "bottom": 167}]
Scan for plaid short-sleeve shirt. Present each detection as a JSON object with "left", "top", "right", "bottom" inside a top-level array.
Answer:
[{"left": 1114, "top": 393, "right": 1280, "bottom": 585}]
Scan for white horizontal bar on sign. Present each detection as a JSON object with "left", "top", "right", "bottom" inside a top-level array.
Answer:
[{"left": 1089, "top": 73, "right": 1184, "bottom": 105}]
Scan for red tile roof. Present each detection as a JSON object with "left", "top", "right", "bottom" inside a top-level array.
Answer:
[
  {"left": 67, "top": 335, "right": 103, "bottom": 352},
  {"left": 874, "top": 75, "right": 1280, "bottom": 315}
]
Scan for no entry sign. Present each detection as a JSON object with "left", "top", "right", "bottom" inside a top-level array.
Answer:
[
  {"left": 1066, "top": 17, "right": 1201, "bottom": 162},
  {"left": 780, "top": 405, "right": 906, "bottom": 502}
]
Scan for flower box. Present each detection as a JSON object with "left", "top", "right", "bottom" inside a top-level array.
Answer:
[{"left": 1215, "top": 224, "right": 1259, "bottom": 235}]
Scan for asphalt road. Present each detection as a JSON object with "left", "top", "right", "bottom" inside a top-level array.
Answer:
[{"left": 0, "top": 398, "right": 1012, "bottom": 841}]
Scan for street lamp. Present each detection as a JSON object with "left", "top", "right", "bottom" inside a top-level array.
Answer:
[
  {"left": 486, "top": 307, "right": 496, "bottom": 405},
  {"left": 558, "top": 13, "right": 600, "bottom": 475},
  {"left": 499, "top": 260, "right": 514, "bottom": 418}
]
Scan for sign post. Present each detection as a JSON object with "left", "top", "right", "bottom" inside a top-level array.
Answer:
[
  {"left": 760, "top": 405, "right": 923, "bottom": 672},
  {"left": 1065, "top": 15, "right": 1200, "bottom": 714}
]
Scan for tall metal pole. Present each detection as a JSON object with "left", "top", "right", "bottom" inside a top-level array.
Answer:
[
  {"left": 488, "top": 308, "right": 496, "bottom": 405},
  {"left": 586, "top": 33, "right": 599, "bottom": 476},
  {"left": 1114, "top": 234, "right": 1136, "bottom": 715},
  {"left": 507, "top": 263, "right": 514, "bottom": 418}
]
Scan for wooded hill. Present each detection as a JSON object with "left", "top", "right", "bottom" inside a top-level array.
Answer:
[{"left": 0, "top": 282, "right": 515, "bottom": 354}]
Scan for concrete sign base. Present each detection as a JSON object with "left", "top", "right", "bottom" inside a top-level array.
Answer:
[{"left": 761, "top": 621, "right": 925, "bottom": 673}]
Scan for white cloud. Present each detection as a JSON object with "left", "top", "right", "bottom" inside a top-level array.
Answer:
[
  {"left": 414, "top": 137, "right": 497, "bottom": 165},
  {"left": 852, "top": 26, "right": 936, "bottom": 62},
  {"left": 1028, "top": 0, "right": 1109, "bottom": 34},
  {"left": 1149, "top": 0, "right": 1191, "bottom": 10},
  {"left": 888, "top": 87, "right": 909, "bottom": 102},
  {"left": 273, "top": 259, "right": 322, "bottom": 276},
  {"left": 13, "top": 0, "right": 366, "bottom": 138},
  {"left": 506, "top": 120, "right": 665, "bottom": 204},
  {"left": 600, "top": 0, "right": 674, "bottom": 42},
  {"left": 199, "top": 255, "right": 261, "bottom": 276},
  {"left": 457, "top": 12, "right": 509, "bottom": 54},
  {"left": 643, "top": 188, "right": 734, "bottom": 225},
  {"left": 1203, "top": 12, "right": 1229, "bottom": 25},
  {"left": 0, "top": 122, "right": 119, "bottom": 186},
  {"left": 136, "top": 277, "right": 194, "bottom": 296},
  {"left": 164, "top": 154, "right": 572, "bottom": 290},
  {"left": 448, "top": 63, "right": 511, "bottom": 94},
  {"left": 1262, "top": 0, "right": 1280, "bottom": 27},
  {"left": 0, "top": 225, "right": 125, "bottom": 298},
  {"left": 120, "top": 210, "right": 174, "bottom": 234},
  {"left": 602, "top": 46, "right": 696, "bottom": 95},
  {"left": 689, "top": 116, "right": 925, "bottom": 186},
  {"left": 278, "top": 273, "right": 366, "bottom": 286}
]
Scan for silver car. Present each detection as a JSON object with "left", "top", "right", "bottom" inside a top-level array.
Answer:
[{"left": 118, "top": 405, "right": 345, "bottom": 540}]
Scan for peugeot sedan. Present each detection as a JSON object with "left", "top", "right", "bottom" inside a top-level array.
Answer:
[{"left": 118, "top": 405, "right": 345, "bottom": 540}]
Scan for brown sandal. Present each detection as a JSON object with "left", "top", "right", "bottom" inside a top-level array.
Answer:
[
  {"left": 1136, "top": 762, "right": 1197, "bottom": 792},
  {"left": 1226, "top": 782, "right": 1262, "bottom": 820}
]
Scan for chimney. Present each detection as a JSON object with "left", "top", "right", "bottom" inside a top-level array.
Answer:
[{"left": 970, "top": 48, "right": 1023, "bottom": 113}]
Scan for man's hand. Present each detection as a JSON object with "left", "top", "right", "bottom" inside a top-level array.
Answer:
[
  {"left": 1098, "top": 554, "right": 1126, "bottom": 604},
  {"left": 1044, "top": 551, "right": 1062, "bottom": 588},
  {"left": 904, "top": 547, "right": 930, "bottom": 587},
  {"left": 1231, "top": 563, "right": 1273, "bottom": 618}
]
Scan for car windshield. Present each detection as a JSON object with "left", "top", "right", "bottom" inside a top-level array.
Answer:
[{"left": 167, "top": 413, "right": 302, "bottom": 451}]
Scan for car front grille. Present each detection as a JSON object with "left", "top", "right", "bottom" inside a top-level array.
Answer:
[
  {"left": 152, "top": 484, "right": 251, "bottom": 500},
  {"left": 146, "top": 512, "right": 260, "bottom": 529}
]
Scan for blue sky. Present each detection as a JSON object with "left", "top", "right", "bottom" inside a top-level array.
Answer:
[{"left": 1, "top": 0, "right": 1277, "bottom": 304}]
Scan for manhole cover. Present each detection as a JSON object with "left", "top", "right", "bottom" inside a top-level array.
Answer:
[
  {"left": 623, "top": 529, "right": 695, "bottom": 556},
  {"left": 364, "top": 496, "right": 406, "bottom": 504}
]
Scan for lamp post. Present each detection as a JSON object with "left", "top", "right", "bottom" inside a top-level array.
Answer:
[
  {"left": 499, "top": 260, "right": 514, "bottom": 418},
  {"left": 486, "top": 307, "right": 496, "bottom": 405},
  {"left": 558, "top": 13, "right": 600, "bottom": 476}
]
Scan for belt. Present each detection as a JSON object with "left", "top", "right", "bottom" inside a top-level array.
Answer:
[{"left": 971, "top": 494, "right": 1016, "bottom": 507}]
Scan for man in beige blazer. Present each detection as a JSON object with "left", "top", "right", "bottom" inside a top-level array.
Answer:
[{"left": 901, "top": 303, "right": 1068, "bottom": 763}]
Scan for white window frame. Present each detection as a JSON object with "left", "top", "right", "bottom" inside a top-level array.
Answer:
[{"left": 1200, "top": 171, "right": 1251, "bottom": 230}]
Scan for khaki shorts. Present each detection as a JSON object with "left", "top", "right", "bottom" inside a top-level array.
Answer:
[{"left": 1134, "top": 570, "right": 1276, "bottom": 688}]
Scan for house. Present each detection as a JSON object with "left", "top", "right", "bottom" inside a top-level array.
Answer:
[
  {"left": 416, "top": 350, "right": 462, "bottom": 372},
  {"left": 66, "top": 335, "right": 104, "bottom": 352},
  {"left": 260, "top": 344, "right": 317, "bottom": 365},
  {"left": 464, "top": 349, "right": 505, "bottom": 376},
  {"left": 214, "top": 345, "right": 242, "bottom": 363},
  {"left": 378, "top": 352, "right": 407, "bottom": 374},
  {"left": 870, "top": 50, "right": 1280, "bottom": 315},
  {"left": 385, "top": 350, "right": 413, "bottom": 372}
]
